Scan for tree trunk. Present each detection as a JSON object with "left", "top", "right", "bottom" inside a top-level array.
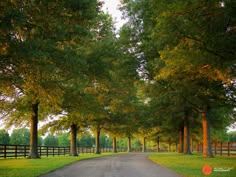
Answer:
[
  {"left": 201, "top": 109, "right": 214, "bottom": 158},
  {"left": 112, "top": 137, "right": 117, "bottom": 153},
  {"left": 191, "top": 136, "right": 193, "bottom": 152},
  {"left": 70, "top": 124, "right": 78, "bottom": 156},
  {"left": 127, "top": 136, "right": 131, "bottom": 152},
  {"left": 168, "top": 142, "right": 171, "bottom": 152},
  {"left": 179, "top": 128, "right": 183, "bottom": 153},
  {"left": 95, "top": 125, "right": 101, "bottom": 154},
  {"left": 184, "top": 111, "right": 192, "bottom": 154},
  {"left": 28, "top": 101, "right": 40, "bottom": 159},
  {"left": 142, "top": 137, "right": 146, "bottom": 152},
  {"left": 156, "top": 136, "right": 160, "bottom": 152}
]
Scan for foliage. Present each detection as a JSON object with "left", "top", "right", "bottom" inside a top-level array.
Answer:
[
  {"left": 121, "top": 0, "right": 236, "bottom": 156},
  {"left": 211, "top": 128, "right": 229, "bottom": 142},
  {"left": 228, "top": 131, "right": 236, "bottom": 142},
  {"left": 58, "top": 133, "right": 70, "bottom": 146},
  {"left": 78, "top": 133, "right": 95, "bottom": 148},
  {"left": 43, "top": 134, "right": 58, "bottom": 146},
  {"left": 10, "top": 128, "right": 30, "bottom": 145},
  {"left": 0, "top": 129, "right": 10, "bottom": 144}
]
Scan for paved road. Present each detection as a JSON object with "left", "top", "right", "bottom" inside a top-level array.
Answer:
[{"left": 41, "top": 153, "right": 182, "bottom": 177}]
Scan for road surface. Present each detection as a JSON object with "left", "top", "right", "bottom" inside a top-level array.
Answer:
[{"left": 40, "top": 153, "right": 182, "bottom": 177}]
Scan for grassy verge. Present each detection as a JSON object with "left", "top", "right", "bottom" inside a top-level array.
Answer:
[
  {"left": 0, "top": 153, "right": 118, "bottom": 177},
  {"left": 149, "top": 153, "right": 236, "bottom": 177}
]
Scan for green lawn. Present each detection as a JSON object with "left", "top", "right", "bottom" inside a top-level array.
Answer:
[
  {"left": 149, "top": 153, "right": 236, "bottom": 177},
  {"left": 0, "top": 153, "right": 117, "bottom": 177}
]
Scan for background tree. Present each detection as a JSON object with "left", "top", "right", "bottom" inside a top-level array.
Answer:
[
  {"left": 10, "top": 128, "right": 30, "bottom": 145},
  {"left": 0, "top": 129, "right": 10, "bottom": 144},
  {"left": 43, "top": 134, "right": 59, "bottom": 146},
  {"left": 58, "top": 133, "right": 70, "bottom": 146},
  {"left": 228, "top": 131, "right": 236, "bottom": 142}
]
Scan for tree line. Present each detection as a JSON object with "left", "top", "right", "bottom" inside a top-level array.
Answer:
[
  {"left": 0, "top": 128, "right": 154, "bottom": 150},
  {"left": 0, "top": 0, "right": 235, "bottom": 159}
]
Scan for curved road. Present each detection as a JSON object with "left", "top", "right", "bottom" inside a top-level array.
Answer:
[{"left": 41, "top": 153, "right": 181, "bottom": 177}]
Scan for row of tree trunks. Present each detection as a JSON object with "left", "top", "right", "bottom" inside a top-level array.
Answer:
[
  {"left": 178, "top": 107, "right": 214, "bottom": 158},
  {"left": 28, "top": 106, "right": 212, "bottom": 158}
]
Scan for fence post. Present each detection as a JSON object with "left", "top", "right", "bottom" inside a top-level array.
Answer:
[
  {"left": 47, "top": 146, "right": 49, "bottom": 157},
  {"left": 228, "top": 142, "right": 230, "bottom": 157},
  {"left": 214, "top": 143, "right": 217, "bottom": 156},
  {"left": 4, "top": 145, "right": 6, "bottom": 159},
  {"left": 15, "top": 145, "right": 17, "bottom": 158},
  {"left": 24, "top": 145, "right": 27, "bottom": 157},
  {"left": 39, "top": 146, "right": 42, "bottom": 156},
  {"left": 220, "top": 143, "right": 222, "bottom": 156}
]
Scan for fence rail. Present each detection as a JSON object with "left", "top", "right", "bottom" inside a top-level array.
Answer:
[
  {"left": 0, "top": 144, "right": 133, "bottom": 159},
  {"left": 196, "top": 142, "right": 236, "bottom": 157}
]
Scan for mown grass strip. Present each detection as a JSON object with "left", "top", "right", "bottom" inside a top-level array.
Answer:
[
  {"left": 0, "top": 153, "right": 118, "bottom": 177},
  {"left": 149, "top": 153, "right": 236, "bottom": 177}
]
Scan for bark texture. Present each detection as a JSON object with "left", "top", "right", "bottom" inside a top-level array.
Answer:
[
  {"left": 178, "top": 128, "right": 184, "bottom": 153},
  {"left": 95, "top": 125, "right": 101, "bottom": 154},
  {"left": 157, "top": 136, "right": 160, "bottom": 152},
  {"left": 112, "top": 137, "right": 117, "bottom": 153},
  {"left": 127, "top": 136, "right": 131, "bottom": 152},
  {"left": 201, "top": 109, "right": 214, "bottom": 158},
  {"left": 70, "top": 124, "right": 78, "bottom": 156},
  {"left": 28, "top": 101, "right": 40, "bottom": 159},
  {"left": 142, "top": 137, "right": 146, "bottom": 152},
  {"left": 184, "top": 111, "right": 192, "bottom": 154}
]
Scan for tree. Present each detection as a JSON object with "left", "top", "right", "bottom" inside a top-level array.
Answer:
[
  {"left": 10, "top": 128, "right": 30, "bottom": 145},
  {"left": 43, "top": 134, "right": 58, "bottom": 146},
  {"left": 228, "top": 131, "right": 236, "bottom": 142},
  {"left": 58, "top": 133, "right": 70, "bottom": 146},
  {"left": 78, "top": 133, "right": 95, "bottom": 147},
  {"left": 0, "top": 129, "right": 10, "bottom": 144},
  {"left": 0, "top": 0, "right": 100, "bottom": 159}
]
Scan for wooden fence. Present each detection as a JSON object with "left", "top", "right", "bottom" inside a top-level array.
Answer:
[
  {"left": 196, "top": 142, "right": 236, "bottom": 157},
  {"left": 0, "top": 144, "right": 129, "bottom": 159}
]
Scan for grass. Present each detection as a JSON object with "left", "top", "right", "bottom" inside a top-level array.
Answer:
[
  {"left": 149, "top": 153, "right": 236, "bottom": 177},
  {"left": 0, "top": 153, "right": 118, "bottom": 177}
]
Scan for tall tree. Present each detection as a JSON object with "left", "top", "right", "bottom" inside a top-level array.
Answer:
[{"left": 0, "top": 0, "right": 100, "bottom": 158}]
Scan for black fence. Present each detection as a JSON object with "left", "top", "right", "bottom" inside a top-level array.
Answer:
[
  {"left": 0, "top": 144, "right": 150, "bottom": 159},
  {"left": 0, "top": 144, "right": 70, "bottom": 158},
  {"left": 196, "top": 142, "right": 236, "bottom": 157}
]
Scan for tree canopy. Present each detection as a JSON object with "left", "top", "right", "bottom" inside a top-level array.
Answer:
[{"left": 0, "top": 0, "right": 235, "bottom": 158}]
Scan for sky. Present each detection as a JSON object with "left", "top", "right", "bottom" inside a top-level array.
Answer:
[{"left": 101, "top": 0, "right": 127, "bottom": 30}]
